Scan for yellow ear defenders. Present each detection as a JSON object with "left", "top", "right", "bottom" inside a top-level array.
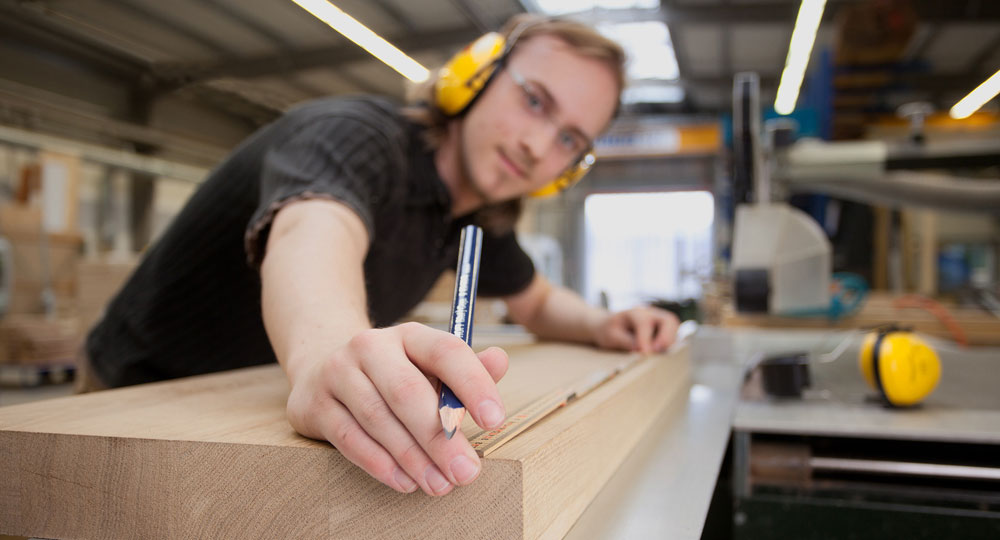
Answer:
[
  {"left": 433, "top": 28, "right": 597, "bottom": 198},
  {"left": 858, "top": 326, "right": 941, "bottom": 407}
]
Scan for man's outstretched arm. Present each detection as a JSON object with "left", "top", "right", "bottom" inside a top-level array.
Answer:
[
  {"left": 503, "top": 273, "right": 680, "bottom": 354},
  {"left": 260, "top": 199, "right": 508, "bottom": 496}
]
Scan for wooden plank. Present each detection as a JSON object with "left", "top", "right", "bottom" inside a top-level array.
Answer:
[
  {"left": 38, "top": 151, "right": 81, "bottom": 235},
  {"left": 0, "top": 202, "right": 83, "bottom": 316},
  {"left": 917, "top": 210, "right": 937, "bottom": 296},
  {"left": 0, "top": 342, "right": 691, "bottom": 539},
  {"left": 76, "top": 258, "right": 138, "bottom": 333}
]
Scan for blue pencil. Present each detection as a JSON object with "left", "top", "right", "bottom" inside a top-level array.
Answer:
[{"left": 439, "top": 224, "right": 483, "bottom": 439}]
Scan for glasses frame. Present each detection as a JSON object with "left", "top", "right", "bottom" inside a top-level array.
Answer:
[{"left": 505, "top": 64, "right": 595, "bottom": 164}]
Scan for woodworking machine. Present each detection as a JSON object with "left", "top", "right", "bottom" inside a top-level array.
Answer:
[{"left": 730, "top": 73, "right": 1000, "bottom": 315}]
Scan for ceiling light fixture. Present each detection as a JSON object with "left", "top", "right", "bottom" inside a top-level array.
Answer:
[
  {"left": 774, "top": 0, "right": 826, "bottom": 115},
  {"left": 598, "top": 21, "right": 680, "bottom": 81},
  {"left": 291, "top": 0, "right": 429, "bottom": 83},
  {"left": 949, "top": 69, "right": 1000, "bottom": 119},
  {"left": 527, "top": 0, "right": 659, "bottom": 15}
]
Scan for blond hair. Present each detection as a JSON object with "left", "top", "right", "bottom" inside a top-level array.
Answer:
[{"left": 403, "top": 14, "right": 626, "bottom": 233}]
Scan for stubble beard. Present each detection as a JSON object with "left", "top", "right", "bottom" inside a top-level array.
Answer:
[{"left": 458, "top": 122, "right": 498, "bottom": 206}]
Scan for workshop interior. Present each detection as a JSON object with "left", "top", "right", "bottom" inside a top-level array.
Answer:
[{"left": 1, "top": 0, "right": 999, "bottom": 539}]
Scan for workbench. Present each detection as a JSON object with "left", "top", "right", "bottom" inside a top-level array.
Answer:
[
  {"left": 563, "top": 326, "right": 1000, "bottom": 539},
  {"left": 724, "top": 327, "right": 1000, "bottom": 539}
]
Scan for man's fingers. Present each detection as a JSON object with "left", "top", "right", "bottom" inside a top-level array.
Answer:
[
  {"left": 631, "top": 313, "right": 655, "bottom": 354},
  {"left": 333, "top": 366, "right": 456, "bottom": 496},
  {"left": 651, "top": 313, "right": 679, "bottom": 352},
  {"left": 604, "top": 321, "right": 636, "bottom": 351},
  {"left": 357, "top": 330, "right": 486, "bottom": 489},
  {"left": 316, "top": 395, "right": 421, "bottom": 495},
  {"left": 398, "top": 323, "right": 506, "bottom": 431},
  {"left": 477, "top": 346, "right": 509, "bottom": 383}
]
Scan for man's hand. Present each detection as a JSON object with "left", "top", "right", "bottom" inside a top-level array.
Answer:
[
  {"left": 592, "top": 306, "right": 680, "bottom": 355},
  {"left": 284, "top": 322, "right": 508, "bottom": 497}
]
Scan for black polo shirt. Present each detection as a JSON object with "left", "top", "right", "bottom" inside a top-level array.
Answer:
[{"left": 86, "top": 96, "right": 535, "bottom": 387}]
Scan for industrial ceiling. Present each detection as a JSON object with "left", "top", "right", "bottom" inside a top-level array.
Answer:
[{"left": 1, "top": 0, "right": 998, "bottom": 165}]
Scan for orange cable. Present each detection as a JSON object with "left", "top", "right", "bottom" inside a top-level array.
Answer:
[{"left": 892, "top": 294, "right": 969, "bottom": 347}]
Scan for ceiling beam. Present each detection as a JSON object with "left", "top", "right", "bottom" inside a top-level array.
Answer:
[
  {"left": 367, "top": 0, "right": 417, "bottom": 32},
  {"left": 336, "top": 69, "right": 390, "bottom": 96},
  {"left": 0, "top": 3, "right": 271, "bottom": 134},
  {"left": 0, "top": 5, "right": 147, "bottom": 83},
  {"left": 106, "top": 0, "right": 236, "bottom": 55},
  {"left": 684, "top": 72, "right": 990, "bottom": 96},
  {"left": 198, "top": 0, "right": 327, "bottom": 98},
  {"left": 719, "top": 0, "right": 733, "bottom": 79},
  {"left": 200, "top": 0, "right": 295, "bottom": 48},
  {"left": 906, "top": 25, "right": 941, "bottom": 62},
  {"left": 448, "top": 0, "right": 492, "bottom": 32},
  {"left": 584, "top": 0, "right": 1000, "bottom": 25},
  {"left": 152, "top": 26, "right": 481, "bottom": 84},
  {"left": 970, "top": 33, "right": 1000, "bottom": 75}
]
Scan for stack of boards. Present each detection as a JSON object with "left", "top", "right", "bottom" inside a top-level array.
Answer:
[{"left": 1, "top": 341, "right": 691, "bottom": 539}]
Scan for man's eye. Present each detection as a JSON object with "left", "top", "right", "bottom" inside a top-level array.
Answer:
[
  {"left": 525, "top": 91, "right": 544, "bottom": 112},
  {"left": 559, "top": 132, "right": 580, "bottom": 151}
]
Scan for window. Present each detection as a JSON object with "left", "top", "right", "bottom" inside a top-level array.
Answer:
[{"left": 584, "top": 191, "right": 714, "bottom": 311}]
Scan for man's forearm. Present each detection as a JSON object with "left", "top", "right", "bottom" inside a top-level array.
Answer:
[
  {"left": 260, "top": 200, "right": 371, "bottom": 383},
  {"left": 508, "top": 279, "right": 609, "bottom": 344}
]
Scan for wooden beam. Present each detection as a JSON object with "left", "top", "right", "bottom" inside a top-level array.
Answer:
[
  {"left": 153, "top": 27, "right": 481, "bottom": 84},
  {"left": 873, "top": 206, "right": 891, "bottom": 290},
  {"left": 1, "top": 342, "right": 691, "bottom": 539}
]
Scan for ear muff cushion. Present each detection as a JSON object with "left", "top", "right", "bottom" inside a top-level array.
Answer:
[
  {"left": 860, "top": 331, "right": 941, "bottom": 407},
  {"left": 871, "top": 331, "right": 890, "bottom": 404},
  {"left": 434, "top": 32, "right": 506, "bottom": 116},
  {"left": 878, "top": 333, "right": 941, "bottom": 407},
  {"left": 858, "top": 332, "right": 879, "bottom": 390},
  {"left": 530, "top": 153, "right": 596, "bottom": 198}
]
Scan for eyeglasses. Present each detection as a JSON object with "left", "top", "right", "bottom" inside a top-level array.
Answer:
[{"left": 506, "top": 66, "right": 593, "bottom": 159}]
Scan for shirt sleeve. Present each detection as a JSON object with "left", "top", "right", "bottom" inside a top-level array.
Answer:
[
  {"left": 477, "top": 229, "right": 536, "bottom": 297},
  {"left": 244, "top": 111, "right": 404, "bottom": 268}
]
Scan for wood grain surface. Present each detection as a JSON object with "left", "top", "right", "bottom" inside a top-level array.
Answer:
[{"left": 1, "top": 342, "right": 691, "bottom": 539}]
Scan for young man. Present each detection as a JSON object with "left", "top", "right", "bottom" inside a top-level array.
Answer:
[{"left": 85, "top": 15, "right": 680, "bottom": 497}]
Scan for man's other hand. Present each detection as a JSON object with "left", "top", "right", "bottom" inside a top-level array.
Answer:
[{"left": 592, "top": 306, "right": 680, "bottom": 355}]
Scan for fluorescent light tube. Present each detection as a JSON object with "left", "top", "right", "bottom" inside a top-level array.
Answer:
[
  {"left": 774, "top": 0, "right": 826, "bottom": 115},
  {"left": 950, "top": 69, "right": 1000, "bottom": 119},
  {"left": 291, "top": 0, "right": 430, "bottom": 83},
  {"left": 527, "top": 0, "right": 659, "bottom": 16}
]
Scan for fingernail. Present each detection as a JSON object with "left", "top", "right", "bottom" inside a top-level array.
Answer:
[
  {"left": 478, "top": 399, "right": 505, "bottom": 428},
  {"left": 425, "top": 464, "right": 451, "bottom": 494},
  {"left": 393, "top": 467, "right": 417, "bottom": 493},
  {"left": 450, "top": 455, "right": 480, "bottom": 485}
]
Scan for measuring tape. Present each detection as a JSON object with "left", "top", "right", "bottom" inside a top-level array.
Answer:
[
  {"left": 468, "top": 388, "right": 570, "bottom": 457},
  {"left": 468, "top": 355, "right": 645, "bottom": 457}
]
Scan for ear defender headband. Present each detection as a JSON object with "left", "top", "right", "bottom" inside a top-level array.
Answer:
[
  {"left": 433, "top": 23, "right": 597, "bottom": 198},
  {"left": 858, "top": 326, "right": 941, "bottom": 407}
]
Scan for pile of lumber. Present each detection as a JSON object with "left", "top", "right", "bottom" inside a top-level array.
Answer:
[
  {"left": 0, "top": 315, "right": 80, "bottom": 366},
  {"left": 722, "top": 293, "right": 1000, "bottom": 346}
]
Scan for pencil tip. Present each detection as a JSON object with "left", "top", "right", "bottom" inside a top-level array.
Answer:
[{"left": 439, "top": 405, "right": 466, "bottom": 440}]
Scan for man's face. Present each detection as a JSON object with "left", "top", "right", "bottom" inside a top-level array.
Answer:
[{"left": 457, "top": 35, "right": 619, "bottom": 204}]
